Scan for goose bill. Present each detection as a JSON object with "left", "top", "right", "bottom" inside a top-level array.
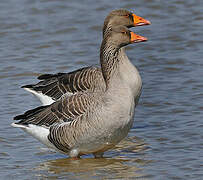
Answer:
[
  {"left": 130, "top": 32, "right": 148, "bottom": 43},
  {"left": 132, "top": 14, "right": 151, "bottom": 26}
]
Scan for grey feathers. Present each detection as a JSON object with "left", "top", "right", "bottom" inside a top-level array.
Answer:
[
  {"left": 22, "top": 66, "right": 104, "bottom": 101},
  {"left": 13, "top": 92, "right": 96, "bottom": 127}
]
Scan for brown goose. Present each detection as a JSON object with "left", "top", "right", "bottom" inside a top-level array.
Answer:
[
  {"left": 22, "top": 9, "right": 150, "bottom": 105},
  {"left": 12, "top": 26, "right": 147, "bottom": 158}
]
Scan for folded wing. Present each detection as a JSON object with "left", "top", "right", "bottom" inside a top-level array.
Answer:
[
  {"left": 22, "top": 67, "right": 104, "bottom": 103},
  {"left": 14, "top": 92, "right": 94, "bottom": 127}
]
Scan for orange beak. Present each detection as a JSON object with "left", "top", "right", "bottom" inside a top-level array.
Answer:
[
  {"left": 132, "top": 13, "right": 151, "bottom": 26},
  {"left": 130, "top": 32, "right": 148, "bottom": 43}
]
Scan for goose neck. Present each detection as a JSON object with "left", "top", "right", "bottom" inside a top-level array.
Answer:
[{"left": 100, "top": 40, "right": 122, "bottom": 88}]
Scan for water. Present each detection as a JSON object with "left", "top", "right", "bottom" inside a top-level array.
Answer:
[{"left": 0, "top": 0, "right": 203, "bottom": 179}]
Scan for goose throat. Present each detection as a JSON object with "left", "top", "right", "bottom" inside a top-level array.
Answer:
[{"left": 100, "top": 42, "right": 122, "bottom": 88}]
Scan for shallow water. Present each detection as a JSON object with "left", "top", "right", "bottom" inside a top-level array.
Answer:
[{"left": 0, "top": 0, "right": 203, "bottom": 179}]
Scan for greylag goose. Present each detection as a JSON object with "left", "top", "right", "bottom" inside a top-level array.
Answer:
[
  {"left": 12, "top": 26, "right": 147, "bottom": 158},
  {"left": 22, "top": 9, "right": 150, "bottom": 105}
]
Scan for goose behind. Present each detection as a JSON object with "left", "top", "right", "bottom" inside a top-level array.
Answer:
[{"left": 22, "top": 9, "right": 150, "bottom": 105}]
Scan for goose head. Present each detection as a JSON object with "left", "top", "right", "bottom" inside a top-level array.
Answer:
[
  {"left": 103, "top": 9, "right": 151, "bottom": 35},
  {"left": 101, "top": 26, "right": 147, "bottom": 87},
  {"left": 104, "top": 26, "right": 147, "bottom": 49}
]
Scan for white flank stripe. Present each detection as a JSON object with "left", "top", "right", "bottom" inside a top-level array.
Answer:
[
  {"left": 23, "top": 88, "right": 55, "bottom": 105},
  {"left": 11, "top": 123, "right": 55, "bottom": 149}
]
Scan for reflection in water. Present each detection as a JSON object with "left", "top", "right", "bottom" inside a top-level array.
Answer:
[
  {"left": 115, "top": 134, "right": 149, "bottom": 153},
  {"left": 36, "top": 158, "right": 143, "bottom": 179},
  {"left": 34, "top": 137, "right": 151, "bottom": 179}
]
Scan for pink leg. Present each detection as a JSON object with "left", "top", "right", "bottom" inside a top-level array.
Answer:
[
  {"left": 93, "top": 152, "right": 104, "bottom": 158},
  {"left": 69, "top": 156, "right": 80, "bottom": 160}
]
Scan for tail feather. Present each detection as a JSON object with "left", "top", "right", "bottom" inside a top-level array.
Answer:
[
  {"left": 21, "top": 84, "right": 34, "bottom": 89},
  {"left": 11, "top": 122, "right": 27, "bottom": 128},
  {"left": 21, "top": 75, "right": 64, "bottom": 103},
  {"left": 11, "top": 123, "right": 55, "bottom": 149},
  {"left": 14, "top": 105, "right": 49, "bottom": 121},
  {"left": 37, "top": 73, "right": 66, "bottom": 80},
  {"left": 21, "top": 79, "right": 57, "bottom": 91},
  {"left": 22, "top": 87, "right": 55, "bottom": 106}
]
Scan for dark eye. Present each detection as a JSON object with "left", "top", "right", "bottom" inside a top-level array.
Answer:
[{"left": 124, "top": 14, "right": 129, "bottom": 18}]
